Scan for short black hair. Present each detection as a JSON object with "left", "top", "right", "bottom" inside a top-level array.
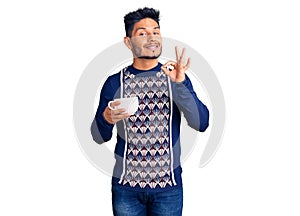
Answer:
[{"left": 124, "top": 7, "right": 160, "bottom": 37}]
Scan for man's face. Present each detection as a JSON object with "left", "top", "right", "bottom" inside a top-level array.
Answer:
[{"left": 125, "top": 18, "right": 162, "bottom": 59}]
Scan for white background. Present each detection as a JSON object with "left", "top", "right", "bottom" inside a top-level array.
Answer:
[{"left": 1, "top": 0, "right": 299, "bottom": 215}]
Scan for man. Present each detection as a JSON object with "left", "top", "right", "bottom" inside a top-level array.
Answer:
[{"left": 91, "top": 7, "right": 209, "bottom": 216}]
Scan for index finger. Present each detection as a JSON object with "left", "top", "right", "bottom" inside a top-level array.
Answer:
[
  {"left": 180, "top": 48, "right": 186, "bottom": 64},
  {"left": 109, "top": 101, "right": 121, "bottom": 108}
]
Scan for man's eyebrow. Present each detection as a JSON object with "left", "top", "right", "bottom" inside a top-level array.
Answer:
[{"left": 135, "top": 26, "right": 160, "bottom": 31}]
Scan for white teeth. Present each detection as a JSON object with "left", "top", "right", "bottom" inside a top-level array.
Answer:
[{"left": 147, "top": 46, "right": 157, "bottom": 50}]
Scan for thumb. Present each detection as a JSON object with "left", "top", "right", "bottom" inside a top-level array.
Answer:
[{"left": 161, "top": 65, "right": 169, "bottom": 75}]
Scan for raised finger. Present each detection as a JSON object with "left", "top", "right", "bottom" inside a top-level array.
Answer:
[
  {"left": 185, "top": 57, "right": 191, "bottom": 69},
  {"left": 175, "top": 46, "right": 180, "bottom": 63},
  {"left": 179, "top": 48, "right": 186, "bottom": 64}
]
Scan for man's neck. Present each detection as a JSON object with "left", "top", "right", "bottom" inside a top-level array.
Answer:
[{"left": 132, "top": 58, "right": 159, "bottom": 70}]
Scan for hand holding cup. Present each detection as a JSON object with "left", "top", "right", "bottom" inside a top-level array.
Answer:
[{"left": 103, "top": 97, "right": 139, "bottom": 124}]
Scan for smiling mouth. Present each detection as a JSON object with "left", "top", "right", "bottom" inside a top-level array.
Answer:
[{"left": 145, "top": 44, "right": 159, "bottom": 51}]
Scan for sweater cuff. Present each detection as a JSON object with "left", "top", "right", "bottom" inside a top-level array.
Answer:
[
  {"left": 172, "top": 76, "right": 187, "bottom": 85},
  {"left": 171, "top": 78, "right": 189, "bottom": 95}
]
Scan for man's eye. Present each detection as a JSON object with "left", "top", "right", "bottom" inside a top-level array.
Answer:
[
  {"left": 139, "top": 32, "right": 147, "bottom": 36},
  {"left": 153, "top": 32, "right": 160, "bottom": 35}
]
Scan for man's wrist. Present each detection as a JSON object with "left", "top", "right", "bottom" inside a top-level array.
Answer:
[
  {"left": 102, "top": 112, "right": 114, "bottom": 126},
  {"left": 175, "top": 75, "right": 186, "bottom": 83}
]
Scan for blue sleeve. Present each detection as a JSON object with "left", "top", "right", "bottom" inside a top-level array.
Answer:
[
  {"left": 91, "top": 73, "right": 120, "bottom": 144},
  {"left": 171, "top": 75, "right": 209, "bottom": 132}
]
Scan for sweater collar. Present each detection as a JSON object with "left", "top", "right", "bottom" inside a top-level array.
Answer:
[{"left": 127, "top": 62, "right": 163, "bottom": 76}]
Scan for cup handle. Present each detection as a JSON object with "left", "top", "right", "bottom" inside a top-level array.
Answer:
[{"left": 108, "top": 101, "right": 116, "bottom": 110}]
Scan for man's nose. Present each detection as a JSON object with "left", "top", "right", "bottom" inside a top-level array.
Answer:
[{"left": 147, "top": 34, "right": 156, "bottom": 42}]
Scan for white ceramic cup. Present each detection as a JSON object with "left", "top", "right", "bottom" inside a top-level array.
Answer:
[{"left": 108, "top": 97, "right": 139, "bottom": 115}]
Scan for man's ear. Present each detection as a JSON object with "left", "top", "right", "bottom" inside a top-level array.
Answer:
[{"left": 124, "top": 37, "right": 132, "bottom": 50}]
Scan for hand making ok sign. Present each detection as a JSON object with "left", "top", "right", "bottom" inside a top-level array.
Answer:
[{"left": 161, "top": 46, "right": 191, "bottom": 82}]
